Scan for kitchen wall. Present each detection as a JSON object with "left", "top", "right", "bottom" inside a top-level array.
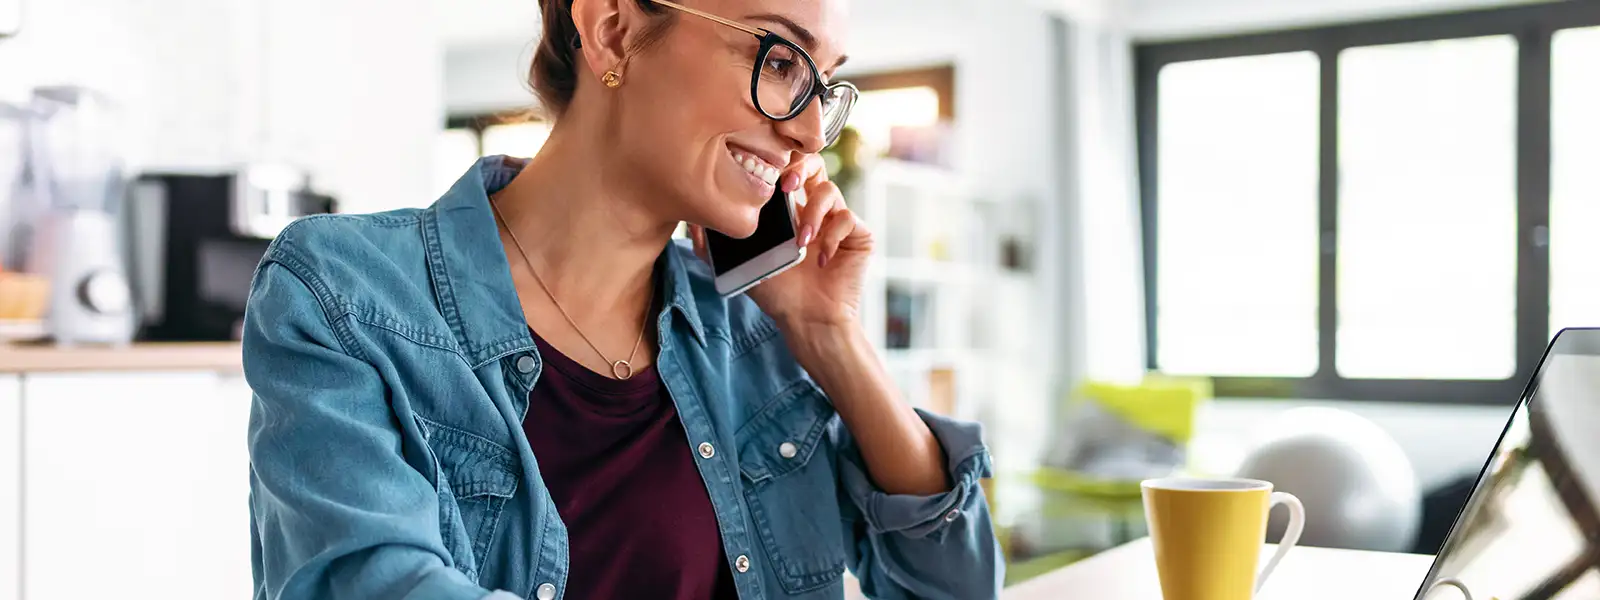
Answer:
[
  {"left": 444, "top": 42, "right": 538, "bottom": 117},
  {"left": 0, "top": 0, "right": 445, "bottom": 215}
]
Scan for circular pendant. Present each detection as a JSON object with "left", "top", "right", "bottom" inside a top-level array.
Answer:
[{"left": 612, "top": 360, "right": 634, "bottom": 380}]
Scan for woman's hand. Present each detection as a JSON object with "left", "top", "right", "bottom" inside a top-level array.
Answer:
[
  {"left": 690, "top": 156, "right": 950, "bottom": 497},
  {"left": 688, "top": 153, "right": 872, "bottom": 332}
]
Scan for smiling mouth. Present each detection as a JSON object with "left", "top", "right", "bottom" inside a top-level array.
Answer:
[{"left": 729, "top": 146, "right": 781, "bottom": 186}]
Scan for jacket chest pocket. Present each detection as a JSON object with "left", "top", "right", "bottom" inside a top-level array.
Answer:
[
  {"left": 736, "top": 381, "right": 848, "bottom": 595},
  {"left": 415, "top": 415, "right": 520, "bottom": 580}
]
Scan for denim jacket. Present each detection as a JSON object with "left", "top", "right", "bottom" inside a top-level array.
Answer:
[{"left": 243, "top": 156, "right": 1004, "bottom": 600}]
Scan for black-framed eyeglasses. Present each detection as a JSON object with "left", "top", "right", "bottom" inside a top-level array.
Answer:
[{"left": 648, "top": 0, "right": 858, "bottom": 148}]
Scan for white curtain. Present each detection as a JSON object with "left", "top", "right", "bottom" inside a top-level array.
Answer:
[{"left": 1050, "top": 15, "right": 1149, "bottom": 397}]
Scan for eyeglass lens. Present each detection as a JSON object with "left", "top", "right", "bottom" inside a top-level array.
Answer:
[{"left": 754, "top": 42, "right": 855, "bottom": 145}]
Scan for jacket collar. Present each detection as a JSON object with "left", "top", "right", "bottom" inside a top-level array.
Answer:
[{"left": 425, "top": 155, "right": 707, "bottom": 368}]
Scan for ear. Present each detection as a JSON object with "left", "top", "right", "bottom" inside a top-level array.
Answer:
[{"left": 571, "top": 0, "right": 635, "bottom": 81}]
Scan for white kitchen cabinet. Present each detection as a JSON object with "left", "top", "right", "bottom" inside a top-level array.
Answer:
[
  {"left": 22, "top": 371, "right": 252, "bottom": 600},
  {"left": 1, "top": 375, "right": 19, "bottom": 600}
]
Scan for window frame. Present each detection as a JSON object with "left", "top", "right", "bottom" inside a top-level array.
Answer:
[{"left": 1136, "top": 2, "right": 1600, "bottom": 404}]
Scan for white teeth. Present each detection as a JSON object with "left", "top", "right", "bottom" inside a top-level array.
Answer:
[{"left": 732, "top": 150, "right": 780, "bottom": 186}]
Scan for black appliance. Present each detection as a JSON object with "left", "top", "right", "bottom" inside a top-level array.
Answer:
[{"left": 124, "top": 165, "right": 336, "bottom": 341}]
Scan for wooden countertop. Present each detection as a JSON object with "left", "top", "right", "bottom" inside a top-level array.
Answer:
[{"left": 0, "top": 342, "right": 243, "bottom": 374}]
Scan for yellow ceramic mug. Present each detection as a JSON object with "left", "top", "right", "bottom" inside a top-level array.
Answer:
[{"left": 1142, "top": 477, "right": 1306, "bottom": 600}]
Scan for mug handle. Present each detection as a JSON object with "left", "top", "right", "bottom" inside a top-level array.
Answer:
[
  {"left": 1255, "top": 491, "right": 1306, "bottom": 593},
  {"left": 1425, "top": 578, "right": 1475, "bottom": 600}
]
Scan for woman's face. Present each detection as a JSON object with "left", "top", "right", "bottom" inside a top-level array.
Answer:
[{"left": 611, "top": 0, "right": 850, "bottom": 238}]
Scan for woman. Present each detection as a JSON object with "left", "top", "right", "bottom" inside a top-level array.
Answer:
[{"left": 242, "top": 0, "right": 1003, "bottom": 598}]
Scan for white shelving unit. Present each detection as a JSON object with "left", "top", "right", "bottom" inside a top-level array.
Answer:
[{"left": 847, "top": 157, "right": 1041, "bottom": 422}]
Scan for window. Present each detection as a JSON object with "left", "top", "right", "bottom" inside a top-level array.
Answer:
[
  {"left": 1550, "top": 26, "right": 1600, "bottom": 339},
  {"left": 1153, "top": 52, "right": 1320, "bottom": 377},
  {"left": 1137, "top": 3, "right": 1600, "bottom": 403},
  {"left": 1336, "top": 36, "right": 1518, "bottom": 380}
]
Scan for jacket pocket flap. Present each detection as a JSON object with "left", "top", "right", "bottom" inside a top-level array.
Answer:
[
  {"left": 415, "top": 416, "right": 520, "bottom": 499},
  {"left": 737, "top": 380, "right": 832, "bottom": 484}
]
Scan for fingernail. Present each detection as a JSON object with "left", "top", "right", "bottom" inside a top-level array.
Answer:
[
  {"left": 818, "top": 252, "right": 829, "bottom": 268},
  {"left": 783, "top": 172, "right": 801, "bottom": 192},
  {"left": 799, "top": 226, "right": 814, "bottom": 247}
]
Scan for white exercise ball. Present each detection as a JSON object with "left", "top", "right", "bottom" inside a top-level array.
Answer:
[{"left": 1234, "top": 407, "right": 1422, "bottom": 553}]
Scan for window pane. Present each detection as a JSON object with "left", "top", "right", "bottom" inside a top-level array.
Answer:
[
  {"left": 481, "top": 121, "right": 552, "bottom": 158},
  {"left": 849, "top": 86, "right": 941, "bottom": 155},
  {"left": 435, "top": 128, "right": 479, "bottom": 199},
  {"left": 1551, "top": 27, "right": 1600, "bottom": 339},
  {"left": 1155, "top": 52, "right": 1320, "bottom": 377},
  {"left": 1337, "top": 36, "right": 1518, "bottom": 380}
]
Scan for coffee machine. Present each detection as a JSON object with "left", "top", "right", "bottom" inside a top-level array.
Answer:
[{"left": 125, "top": 165, "right": 336, "bottom": 341}]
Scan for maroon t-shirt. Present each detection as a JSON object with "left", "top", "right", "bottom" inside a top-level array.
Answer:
[{"left": 522, "top": 328, "right": 739, "bottom": 600}]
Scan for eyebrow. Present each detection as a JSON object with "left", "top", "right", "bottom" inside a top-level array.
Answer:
[{"left": 746, "top": 13, "right": 850, "bottom": 70}]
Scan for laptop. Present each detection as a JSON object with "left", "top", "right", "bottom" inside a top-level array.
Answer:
[{"left": 1414, "top": 327, "right": 1600, "bottom": 599}]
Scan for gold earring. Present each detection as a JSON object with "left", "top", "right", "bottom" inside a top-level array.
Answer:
[{"left": 602, "top": 70, "right": 623, "bottom": 88}]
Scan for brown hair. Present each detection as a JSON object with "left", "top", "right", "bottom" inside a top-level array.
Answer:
[{"left": 529, "top": 0, "right": 675, "bottom": 120}]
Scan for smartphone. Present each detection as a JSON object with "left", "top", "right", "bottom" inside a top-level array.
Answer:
[{"left": 706, "top": 185, "right": 806, "bottom": 297}]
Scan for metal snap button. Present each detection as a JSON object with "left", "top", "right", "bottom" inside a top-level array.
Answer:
[
  {"left": 535, "top": 583, "right": 556, "bottom": 600},
  {"left": 698, "top": 442, "right": 715, "bottom": 459},
  {"left": 778, "top": 442, "right": 798, "bottom": 459},
  {"left": 516, "top": 355, "right": 536, "bottom": 374},
  {"left": 735, "top": 555, "right": 751, "bottom": 573}
]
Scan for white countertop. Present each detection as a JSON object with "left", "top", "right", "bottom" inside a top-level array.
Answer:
[{"left": 1003, "top": 537, "right": 1438, "bottom": 600}]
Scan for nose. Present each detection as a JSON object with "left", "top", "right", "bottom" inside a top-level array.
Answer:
[{"left": 774, "top": 94, "right": 827, "bottom": 154}]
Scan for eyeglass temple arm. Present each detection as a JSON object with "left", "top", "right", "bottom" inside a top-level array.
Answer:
[{"left": 648, "top": 0, "right": 766, "bottom": 38}]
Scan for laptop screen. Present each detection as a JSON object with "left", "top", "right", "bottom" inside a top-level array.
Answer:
[{"left": 1417, "top": 328, "right": 1600, "bottom": 600}]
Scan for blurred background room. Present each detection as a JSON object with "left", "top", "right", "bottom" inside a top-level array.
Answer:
[{"left": 0, "top": 0, "right": 1597, "bottom": 597}]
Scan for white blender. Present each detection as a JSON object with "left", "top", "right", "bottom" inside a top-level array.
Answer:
[{"left": 22, "top": 86, "right": 136, "bottom": 346}]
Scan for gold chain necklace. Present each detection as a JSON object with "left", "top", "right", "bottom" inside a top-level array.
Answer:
[{"left": 490, "top": 198, "right": 652, "bottom": 380}]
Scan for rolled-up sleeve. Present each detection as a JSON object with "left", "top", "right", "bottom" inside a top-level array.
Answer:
[
  {"left": 245, "top": 259, "right": 521, "bottom": 600},
  {"left": 835, "top": 408, "right": 1005, "bottom": 599}
]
